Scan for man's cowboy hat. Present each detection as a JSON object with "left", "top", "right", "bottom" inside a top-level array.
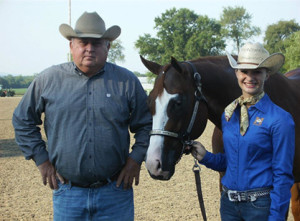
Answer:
[
  {"left": 226, "top": 42, "right": 285, "bottom": 75},
  {"left": 59, "top": 12, "right": 121, "bottom": 41}
]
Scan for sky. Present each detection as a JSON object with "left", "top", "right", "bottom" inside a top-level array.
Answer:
[{"left": 0, "top": 0, "right": 299, "bottom": 76}]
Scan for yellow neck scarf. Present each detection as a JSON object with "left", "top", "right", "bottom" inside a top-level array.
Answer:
[{"left": 224, "top": 92, "right": 265, "bottom": 136}]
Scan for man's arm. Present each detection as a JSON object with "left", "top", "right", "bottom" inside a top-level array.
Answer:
[
  {"left": 12, "top": 77, "right": 62, "bottom": 189},
  {"left": 118, "top": 76, "right": 152, "bottom": 189},
  {"left": 12, "top": 77, "right": 48, "bottom": 165}
]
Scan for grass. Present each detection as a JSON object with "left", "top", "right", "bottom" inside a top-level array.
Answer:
[{"left": 12, "top": 88, "right": 27, "bottom": 96}]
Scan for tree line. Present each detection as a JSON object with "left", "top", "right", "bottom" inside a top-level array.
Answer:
[{"left": 0, "top": 75, "right": 36, "bottom": 89}]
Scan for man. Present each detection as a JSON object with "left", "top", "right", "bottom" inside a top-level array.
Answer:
[{"left": 13, "top": 12, "right": 152, "bottom": 220}]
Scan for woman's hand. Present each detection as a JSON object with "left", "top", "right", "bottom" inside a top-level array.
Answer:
[{"left": 190, "top": 141, "right": 207, "bottom": 161}]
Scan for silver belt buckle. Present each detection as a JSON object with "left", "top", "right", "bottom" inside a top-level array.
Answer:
[
  {"left": 250, "top": 194, "right": 257, "bottom": 202},
  {"left": 227, "top": 190, "right": 238, "bottom": 201}
]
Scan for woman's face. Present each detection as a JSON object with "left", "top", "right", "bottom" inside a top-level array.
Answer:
[{"left": 235, "top": 68, "right": 269, "bottom": 98}]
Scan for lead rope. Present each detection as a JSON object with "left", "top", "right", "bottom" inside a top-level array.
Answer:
[
  {"left": 193, "top": 159, "right": 207, "bottom": 221},
  {"left": 183, "top": 61, "right": 207, "bottom": 220}
]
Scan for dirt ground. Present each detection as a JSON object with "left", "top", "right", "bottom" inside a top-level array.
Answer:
[{"left": 0, "top": 97, "right": 294, "bottom": 220}]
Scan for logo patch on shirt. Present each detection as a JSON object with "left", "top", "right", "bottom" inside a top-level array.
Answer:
[
  {"left": 253, "top": 117, "right": 264, "bottom": 126},
  {"left": 106, "top": 93, "right": 111, "bottom": 97}
]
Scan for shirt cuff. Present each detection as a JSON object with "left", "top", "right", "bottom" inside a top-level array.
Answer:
[
  {"left": 33, "top": 150, "right": 49, "bottom": 166},
  {"left": 199, "top": 151, "right": 213, "bottom": 164},
  {"left": 129, "top": 149, "right": 145, "bottom": 165}
]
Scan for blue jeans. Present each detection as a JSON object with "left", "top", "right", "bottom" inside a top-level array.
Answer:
[
  {"left": 53, "top": 181, "right": 134, "bottom": 221},
  {"left": 220, "top": 191, "right": 271, "bottom": 221}
]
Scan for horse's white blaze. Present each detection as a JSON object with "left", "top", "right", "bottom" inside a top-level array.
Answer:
[{"left": 146, "top": 89, "right": 177, "bottom": 177}]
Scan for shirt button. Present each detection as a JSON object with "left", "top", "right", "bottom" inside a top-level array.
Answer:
[
  {"left": 89, "top": 92, "right": 92, "bottom": 95},
  {"left": 89, "top": 155, "right": 92, "bottom": 159},
  {"left": 89, "top": 139, "right": 92, "bottom": 142}
]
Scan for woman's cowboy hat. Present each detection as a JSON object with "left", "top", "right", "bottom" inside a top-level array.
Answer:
[
  {"left": 59, "top": 12, "right": 121, "bottom": 41},
  {"left": 226, "top": 42, "right": 285, "bottom": 75}
]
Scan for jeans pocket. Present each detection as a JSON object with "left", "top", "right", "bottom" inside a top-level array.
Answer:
[
  {"left": 53, "top": 182, "right": 69, "bottom": 196},
  {"left": 110, "top": 181, "right": 132, "bottom": 192},
  {"left": 250, "top": 196, "right": 271, "bottom": 209}
]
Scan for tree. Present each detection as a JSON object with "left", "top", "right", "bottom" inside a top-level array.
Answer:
[
  {"left": 133, "top": 71, "right": 144, "bottom": 77},
  {"left": 135, "top": 34, "right": 162, "bottom": 64},
  {"left": 107, "top": 39, "right": 125, "bottom": 64},
  {"left": 220, "top": 6, "right": 261, "bottom": 53},
  {"left": 283, "top": 31, "right": 300, "bottom": 72},
  {"left": 135, "top": 8, "right": 225, "bottom": 65},
  {"left": 185, "top": 16, "right": 226, "bottom": 58},
  {"left": 264, "top": 20, "right": 300, "bottom": 54},
  {"left": 0, "top": 77, "right": 9, "bottom": 88}
]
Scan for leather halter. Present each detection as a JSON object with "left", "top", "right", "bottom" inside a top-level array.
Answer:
[{"left": 149, "top": 61, "right": 207, "bottom": 148}]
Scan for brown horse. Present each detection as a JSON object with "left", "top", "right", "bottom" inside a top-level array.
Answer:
[{"left": 141, "top": 55, "right": 300, "bottom": 220}]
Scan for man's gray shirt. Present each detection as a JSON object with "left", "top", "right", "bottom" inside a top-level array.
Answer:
[{"left": 13, "top": 62, "right": 152, "bottom": 185}]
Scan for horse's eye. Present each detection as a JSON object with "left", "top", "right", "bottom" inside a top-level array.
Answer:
[
  {"left": 167, "top": 96, "right": 186, "bottom": 118},
  {"left": 170, "top": 97, "right": 182, "bottom": 109},
  {"left": 174, "top": 99, "right": 182, "bottom": 107}
]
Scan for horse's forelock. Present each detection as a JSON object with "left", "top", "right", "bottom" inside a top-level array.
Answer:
[{"left": 148, "top": 68, "right": 168, "bottom": 115}]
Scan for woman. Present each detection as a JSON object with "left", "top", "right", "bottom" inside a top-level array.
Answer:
[{"left": 190, "top": 42, "right": 295, "bottom": 221}]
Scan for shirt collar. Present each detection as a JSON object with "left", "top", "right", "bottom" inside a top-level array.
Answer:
[
  {"left": 72, "top": 62, "right": 106, "bottom": 77},
  {"left": 250, "top": 93, "right": 271, "bottom": 114}
]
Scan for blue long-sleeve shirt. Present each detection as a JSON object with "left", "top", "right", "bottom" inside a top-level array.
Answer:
[
  {"left": 200, "top": 94, "right": 295, "bottom": 220},
  {"left": 12, "top": 62, "right": 152, "bottom": 186}
]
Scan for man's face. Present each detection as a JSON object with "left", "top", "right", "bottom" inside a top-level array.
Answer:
[{"left": 70, "top": 38, "right": 110, "bottom": 76}]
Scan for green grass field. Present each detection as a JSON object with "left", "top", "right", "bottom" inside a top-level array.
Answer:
[{"left": 13, "top": 88, "right": 27, "bottom": 96}]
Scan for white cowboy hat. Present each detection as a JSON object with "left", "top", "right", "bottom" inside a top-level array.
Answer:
[
  {"left": 226, "top": 42, "right": 285, "bottom": 75},
  {"left": 59, "top": 12, "right": 121, "bottom": 41}
]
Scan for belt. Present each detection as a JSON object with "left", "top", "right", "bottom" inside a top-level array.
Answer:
[
  {"left": 222, "top": 186, "right": 272, "bottom": 202},
  {"left": 70, "top": 171, "right": 120, "bottom": 189}
]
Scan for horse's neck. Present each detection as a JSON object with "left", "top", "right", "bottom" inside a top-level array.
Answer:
[{"left": 200, "top": 62, "right": 240, "bottom": 129}]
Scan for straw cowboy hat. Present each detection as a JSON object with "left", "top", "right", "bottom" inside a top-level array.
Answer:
[
  {"left": 227, "top": 42, "right": 285, "bottom": 75},
  {"left": 59, "top": 12, "right": 121, "bottom": 41}
]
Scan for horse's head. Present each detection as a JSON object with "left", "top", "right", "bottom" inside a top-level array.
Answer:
[{"left": 141, "top": 56, "right": 208, "bottom": 180}]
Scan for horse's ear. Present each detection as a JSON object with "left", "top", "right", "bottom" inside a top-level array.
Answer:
[
  {"left": 140, "top": 55, "right": 162, "bottom": 75},
  {"left": 171, "top": 56, "right": 182, "bottom": 73}
]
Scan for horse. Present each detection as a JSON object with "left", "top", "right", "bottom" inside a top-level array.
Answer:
[{"left": 140, "top": 55, "right": 300, "bottom": 220}]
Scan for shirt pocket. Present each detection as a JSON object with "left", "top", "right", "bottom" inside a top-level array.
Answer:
[{"left": 99, "top": 93, "right": 130, "bottom": 123}]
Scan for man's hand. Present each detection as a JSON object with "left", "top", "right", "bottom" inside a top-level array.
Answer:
[
  {"left": 37, "top": 160, "right": 65, "bottom": 190},
  {"left": 116, "top": 157, "right": 141, "bottom": 190}
]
